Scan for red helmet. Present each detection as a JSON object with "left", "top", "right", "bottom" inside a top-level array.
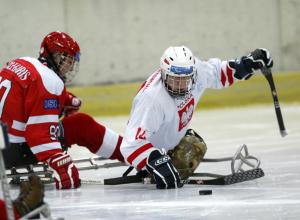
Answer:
[
  {"left": 39, "top": 31, "right": 81, "bottom": 83},
  {"left": 40, "top": 31, "right": 80, "bottom": 60}
]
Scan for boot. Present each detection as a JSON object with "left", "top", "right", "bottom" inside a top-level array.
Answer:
[
  {"left": 14, "top": 181, "right": 31, "bottom": 203},
  {"left": 13, "top": 175, "right": 44, "bottom": 217}
]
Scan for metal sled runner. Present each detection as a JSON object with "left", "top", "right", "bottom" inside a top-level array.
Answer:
[{"left": 6, "top": 144, "right": 264, "bottom": 186}]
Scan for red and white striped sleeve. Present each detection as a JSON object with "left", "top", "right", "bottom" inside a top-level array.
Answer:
[
  {"left": 199, "top": 58, "right": 238, "bottom": 89},
  {"left": 124, "top": 141, "right": 155, "bottom": 170},
  {"left": 219, "top": 61, "right": 236, "bottom": 87}
]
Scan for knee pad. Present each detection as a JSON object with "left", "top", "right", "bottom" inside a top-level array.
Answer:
[{"left": 168, "top": 129, "right": 207, "bottom": 180}]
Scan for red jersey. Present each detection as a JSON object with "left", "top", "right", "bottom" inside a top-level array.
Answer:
[{"left": 0, "top": 57, "right": 66, "bottom": 161}]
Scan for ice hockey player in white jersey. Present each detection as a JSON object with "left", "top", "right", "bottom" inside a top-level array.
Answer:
[{"left": 120, "top": 46, "right": 273, "bottom": 189}]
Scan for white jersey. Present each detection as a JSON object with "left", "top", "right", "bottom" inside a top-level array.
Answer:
[{"left": 120, "top": 57, "right": 237, "bottom": 170}]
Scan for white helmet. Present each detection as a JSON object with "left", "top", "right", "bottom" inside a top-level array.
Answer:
[{"left": 160, "top": 46, "right": 196, "bottom": 97}]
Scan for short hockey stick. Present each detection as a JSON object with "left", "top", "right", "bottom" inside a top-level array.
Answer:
[
  {"left": 104, "top": 175, "right": 142, "bottom": 185},
  {"left": 260, "top": 67, "right": 287, "bottom": 137},
  {"left": 250, "top": 49, "right": 287, "bottom": 137},
  {"left": 103, "top": 168, "right": 264, "bottom": 186}
]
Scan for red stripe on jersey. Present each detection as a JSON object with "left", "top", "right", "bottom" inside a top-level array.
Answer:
[
  {"left": 141, "top": 70, "right": 160, "bottom": 92},
  {"left": 137, "top": 81, "right": 146, "bottom": 94},
  {"left": 226, "top": 65, "right": 234, "bottom": 85},
  {"left": 137, "top": 158, "right": 147, "bottom": 170},
  {"left": 127, "top": 143, "right": 153, "bottom": 164},
  {"left": 221, "top": 69, "right": 226, "bottom": 86}
]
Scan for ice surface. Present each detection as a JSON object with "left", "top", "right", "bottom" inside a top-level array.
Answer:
[{"left": 2, "top": 104, "right": 300, "bottom": 220}]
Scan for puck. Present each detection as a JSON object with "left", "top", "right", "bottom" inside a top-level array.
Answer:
[{"left": 199, "top": 190, "right": 212, "bottom": 195}]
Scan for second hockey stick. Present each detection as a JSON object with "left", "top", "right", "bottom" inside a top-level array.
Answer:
[{"left": 260, "top": 67, "right": 287, "bottom": 137}]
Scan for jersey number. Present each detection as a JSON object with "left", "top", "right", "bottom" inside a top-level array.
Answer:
[
  {"left": 0, "top": 77, "right": 12, "bottom": 117},
  {"left": 49, "top": 125, "right": 60, "bottom": 141}
]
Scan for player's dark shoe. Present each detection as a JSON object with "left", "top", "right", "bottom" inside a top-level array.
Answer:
[
  {"left": 15, "top": 181, "right": 31, "bottom": 202},
  {"left": 13, "top": 175, "right": 44, "bottom": 217}
]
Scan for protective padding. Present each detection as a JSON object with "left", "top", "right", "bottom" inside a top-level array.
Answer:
[{"left": 169, "top": 130, "right": 207, "bottom": 180}]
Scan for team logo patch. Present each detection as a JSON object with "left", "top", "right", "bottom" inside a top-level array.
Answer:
[
  {"left": 178, "top": 97, "right": 194, "bottom": 131},
  {"left": 44, "top": 99, "right": 58, "bottom": 109}
]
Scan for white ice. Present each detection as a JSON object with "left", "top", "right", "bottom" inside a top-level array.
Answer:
[{"left": 2, "top": 104, "right": 300, "bottom": 220}]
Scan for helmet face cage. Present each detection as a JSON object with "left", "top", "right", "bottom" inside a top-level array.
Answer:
[
  {"left": 161, "top": 68, "right": 195, "bottom": 98},
  {"left": 39, "top": 31, "right": 80, "bottom": 84},
  {"left": 53, "top": 52, "right": 80, "bottom": 84},
  {"left": 160, "top": 46, "right": 196, "bottom": 98}
]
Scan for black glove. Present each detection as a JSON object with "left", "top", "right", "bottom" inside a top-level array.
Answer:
[
  {"left": 229, "top": 48, "right": 273, "bottom": 80},
  {"left": 146, "top": 150, "right": 183, "bottom": 189}
]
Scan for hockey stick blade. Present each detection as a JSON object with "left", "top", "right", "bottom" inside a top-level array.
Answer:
[
  {"left": 187, "top": 168, "right": 264, "bottom": 185},
  {"left": 260, "top": 67, "right": 287, "bottom": 137}
]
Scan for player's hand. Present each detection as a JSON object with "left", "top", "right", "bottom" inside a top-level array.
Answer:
[
  {"left": 247, "top": 48, "right": 273, "bottom": 70},
  {"left": 146, "top": 150, "right": 183, "bottom": 189},
  {"left": 47, "top": 152, "right": 80, "bottom": 189},
  {"left": 230, "top": 48, "right": 273, "bottom": 80},
  {"left": 64, "top": 92, "right": 82, "bottom": 117}
]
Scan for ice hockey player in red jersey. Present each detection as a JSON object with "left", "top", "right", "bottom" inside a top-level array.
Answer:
[
  {"left": 120, "top": 46, "right": 273, "bottom": 189},
  {"left": 0, "top": 31, "right": 82, "bottom": 189},
  {"left": 0, "top": 31, "right": 124, "bottom": 190}
]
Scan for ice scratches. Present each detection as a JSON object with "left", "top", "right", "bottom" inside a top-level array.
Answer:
[{"left": 51, "top": 199, "right": 300, "bottom": 210}]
